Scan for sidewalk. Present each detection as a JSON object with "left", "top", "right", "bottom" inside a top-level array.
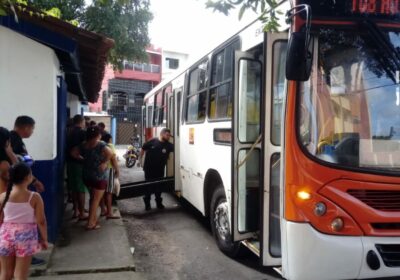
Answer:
[{"left": 30, "top": 203, "right": 144, "bottom": 279}]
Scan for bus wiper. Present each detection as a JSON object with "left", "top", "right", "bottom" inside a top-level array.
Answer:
[{"left": 362, "top": 20, "right": 400, "bottom": 83}]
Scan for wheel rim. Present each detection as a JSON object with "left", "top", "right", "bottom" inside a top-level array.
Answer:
[{"left": 214, "top": 201, "right": 230, "bottom": 242}]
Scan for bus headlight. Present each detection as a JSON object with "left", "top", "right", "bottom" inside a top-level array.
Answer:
[
  {"left": 314, "top": 202, "right": 327, "bottom": 216},
  {"left": 331, "top": 217, "right": 344, "bottom": 232}
]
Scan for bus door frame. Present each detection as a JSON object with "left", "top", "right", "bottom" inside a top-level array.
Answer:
[
  {"left": 231, "top": 50, "right": 263, "bottom": 242},
  {"left": 261, "top": 32, "right": 288, "bottom": 266}
]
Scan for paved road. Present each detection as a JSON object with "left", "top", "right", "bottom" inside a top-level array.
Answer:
[{"left": 116, "top": 151, "right": 282, "bottom": 280}]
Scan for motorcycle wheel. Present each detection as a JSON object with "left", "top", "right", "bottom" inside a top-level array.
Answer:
[{"left": 125, "top": 157, "right": 136, "bottom": 168}]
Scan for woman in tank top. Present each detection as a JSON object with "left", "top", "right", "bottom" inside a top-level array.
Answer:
[
  {"left": 0, "top": 162, "right": 48, "bottom": 280},
  {"left": 71, "top": 126, "right": 118, "bottom": 230}
]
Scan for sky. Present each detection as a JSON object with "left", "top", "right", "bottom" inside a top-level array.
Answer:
[{"left": 148, "top": 0, "right": 257, "bottom": 60}]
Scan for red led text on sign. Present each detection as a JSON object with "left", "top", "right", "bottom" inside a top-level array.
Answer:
[{"left": 352, "top": 0, "right": 400, "bottom": 15}]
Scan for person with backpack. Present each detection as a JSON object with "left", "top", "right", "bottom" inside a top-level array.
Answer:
[{"left": 0, "top": 163, "right": 48, "bottom": 280}]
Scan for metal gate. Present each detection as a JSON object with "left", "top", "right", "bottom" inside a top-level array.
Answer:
[{"left": 116, "top": 122, "right": 137, "bottom": 144}]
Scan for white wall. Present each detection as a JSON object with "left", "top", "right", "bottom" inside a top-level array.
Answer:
[
  {"left": 0, "top": 26, "right": 60, "bottom": 161},
  {"left": 162, "top": 50, "right": 189, "bottom": 81},
  {"left": 68, "top": 92, "right": 82, "bottom": 117}
]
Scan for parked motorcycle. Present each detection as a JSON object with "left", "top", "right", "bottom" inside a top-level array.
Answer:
[{"left": 123, "top": 138, "right": 140, "bottom": 168}]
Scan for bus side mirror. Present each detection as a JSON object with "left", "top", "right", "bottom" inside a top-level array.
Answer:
[{"left": 286, "top": 32, "right": 313, "bottom": 81}]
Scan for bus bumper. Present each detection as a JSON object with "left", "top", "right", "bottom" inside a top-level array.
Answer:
[{"left": 282, "top": 221, "right": 400, "bottom": 280}]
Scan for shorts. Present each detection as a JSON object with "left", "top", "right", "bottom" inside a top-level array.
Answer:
[
  {"left": 0, "top": 223, "right": 40, "bottom": 257},
  {"left": 84, "top": 179, "right": 107, "bottom": 191},
  {"left": 67, "top": 162, "right": 88, "bottom": 193}
]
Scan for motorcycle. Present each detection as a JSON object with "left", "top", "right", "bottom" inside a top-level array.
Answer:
[{"left": 123, "top": 138, "right": 140, "bottom": 168}]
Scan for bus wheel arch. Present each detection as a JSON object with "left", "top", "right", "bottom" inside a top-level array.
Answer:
[{"left": 203, "top": 169, "right": 224, "bottom": 218}]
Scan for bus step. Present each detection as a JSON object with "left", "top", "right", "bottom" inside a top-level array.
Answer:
[
  {"left": 273, "top": 267, "right": 283, "bottom": 276},
  {"left": 242, "top": 239, "right": 260, "bottom": 256}
]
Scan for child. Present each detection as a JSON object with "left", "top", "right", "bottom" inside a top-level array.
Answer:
[
  {"left": 0, "top": 163, "right": 48, "bottom": 280},
  {"left": 101, "top": 133, "right": 120, "bottom": 219}
]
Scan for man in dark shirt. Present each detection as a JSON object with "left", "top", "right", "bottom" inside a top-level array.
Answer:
[
  {"left": 67, "top": 115, "right": 88, "bottom": 219},
  {"left": 139, "top": 128, "right": 173, "bottom": 211},
  {"left": 10, "top": 116, "right": 44, "bottom": 192}
]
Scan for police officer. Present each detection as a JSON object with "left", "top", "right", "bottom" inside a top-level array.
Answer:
[{"left": 138, "top": 128, "right": 173, "bottom": 211}]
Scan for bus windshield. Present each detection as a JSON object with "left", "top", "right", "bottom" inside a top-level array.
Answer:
[{"left": 299, "top": 26, "right": 400, "bottom": 173}]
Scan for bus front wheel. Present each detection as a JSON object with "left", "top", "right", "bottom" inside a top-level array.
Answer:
[{"left": 210, "top": 188, "right": 241, "bottom": 258}]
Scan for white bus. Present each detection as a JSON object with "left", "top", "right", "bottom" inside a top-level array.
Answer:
[{"left": 120, "top": 1, "right": 400, "bottom": 279}]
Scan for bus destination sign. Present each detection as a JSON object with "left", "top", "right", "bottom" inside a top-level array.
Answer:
[
  {"left": 352, "top": 0, "right": 400, "bottom": 15},
  {"left": 297, "top": 0, "right": 400, "bottom": 19}
]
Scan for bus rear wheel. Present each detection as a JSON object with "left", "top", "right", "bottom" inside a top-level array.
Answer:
[{"left": 210, "top": 188, "right": 241, "bottom": 258}]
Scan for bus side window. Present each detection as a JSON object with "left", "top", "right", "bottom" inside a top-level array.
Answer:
[
  {"left": 154, "top": 90, "right": 165, "bottom": 126},
  {"left": 177, "top": 91, "right": 181, "bottom": 136},
  {"left": 209, "top": 39, "right": 240, "bottom": 120},
  {"left": 186, "top": 60, "right": 208, "bottom": 123},
  {"left": 271, "top": 41, "right": 288, "bottom": 146},
  {"left": 146, "top": 105, "right": 153, "bottom": 128}
]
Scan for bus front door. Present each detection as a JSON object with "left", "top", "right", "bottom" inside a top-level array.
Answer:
[
  {"left": 261, "top": 32, "right": 288, "bottom": 267},
  {"left": 232, "top": 50, "right": 263, "bottom": 250},
  {"left": 232, "top": 32, "right": 287, "bottom": 267}
]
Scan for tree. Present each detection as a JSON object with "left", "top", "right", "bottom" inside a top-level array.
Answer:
[
  {"left": 205, "top": 0, "right": 281, "bottom": 31},
  {"left": 1, "top": 0, "right": 153, "bottom": 70},
  {"left": 27, "top": 0, "right": 85, "bottom": 21},
  {"left": 83, "top": 0, "right": 152, "bottom": 69}
]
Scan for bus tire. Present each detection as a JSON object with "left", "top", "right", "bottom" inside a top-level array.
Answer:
[{"left": 210, "top": 187, "right": 241, "bottom": 258}]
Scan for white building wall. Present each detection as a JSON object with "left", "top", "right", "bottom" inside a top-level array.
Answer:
[
  {"left": 68, "top": 92, "right": 82, "bottom": 117},
  {"left": 0, "top": 26, "right": 60, "bottom": 161},
  {"left": 162, "top": 50, "right": 189, "bottom": 81}
]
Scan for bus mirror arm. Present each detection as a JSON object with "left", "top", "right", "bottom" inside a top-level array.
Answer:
[{"left": 285, "top": 4, "right": 313, "bottom": 82}]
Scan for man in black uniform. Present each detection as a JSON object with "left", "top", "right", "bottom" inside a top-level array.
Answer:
[{"left": 139, "top": 128, "right": 173, "bottom": 211}]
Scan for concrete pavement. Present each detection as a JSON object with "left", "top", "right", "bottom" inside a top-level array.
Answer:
[
  {"left": 30, "top": 203, "right": 141, "bottom": 279},
  {"left": 34, "top": 271, "right": 145, "bottom": 280}
]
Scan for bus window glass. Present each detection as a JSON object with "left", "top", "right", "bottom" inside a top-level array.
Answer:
[
  {"left": 299, "top": 29, "right": 400, "bottom": 173},
  {"left": 238, "top": 59, "right": 262, "bottom": 143},
  {"left": 162, "top": 89, "right": 167, "bottom": 124},
  {"left": 186, "top": 60, "right": 208, "bottom": 123},
  {"left": 223, "top": 42, "right": 236, "bottom": 80},
  {"left": 177, "top": 91, "right": 182, "bottom": 132},
  {"left": 212, "top": 51, "right": 224, "bottom": 84},
  {"left": 271, "top": 41, "right": 287, "bottom": 146},
  {"left": 209, "top": 40, "right": 240, "bottom": 120},
  {"left": 216, "top": 83, "right": 230, "bottom": 118},
  {"left": 153, "top": 91, "right": 163, "bottom": 126},
  {"left": 190, "top": 70, "right": 199, "bottom": 94},
  {"left": 146, "top": 105, "right": 153, "bottom": 128},
  {"left": 237, "top": 149, "right": 260, "bottom": 233}
]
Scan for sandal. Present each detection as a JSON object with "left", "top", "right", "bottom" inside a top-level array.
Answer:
[
  {"left": 85, "top": 224, "right": 101, "bottom": 230},
  {"left": 106, "top": 215, "right": 121, "bottom": 220},
  {"left": 78, "top": 216, "right": 89, "bottom": 221}
]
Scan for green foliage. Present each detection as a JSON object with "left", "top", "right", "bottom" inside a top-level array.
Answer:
[
  {"left": 83, "top": 0, "right": 152, "bottom": 70},
  {"left": 205, "top": 0, "right": 281, "bottom": 32},
  {"left": 28, "top": 0, "right": 85, "bottom": 21}
]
